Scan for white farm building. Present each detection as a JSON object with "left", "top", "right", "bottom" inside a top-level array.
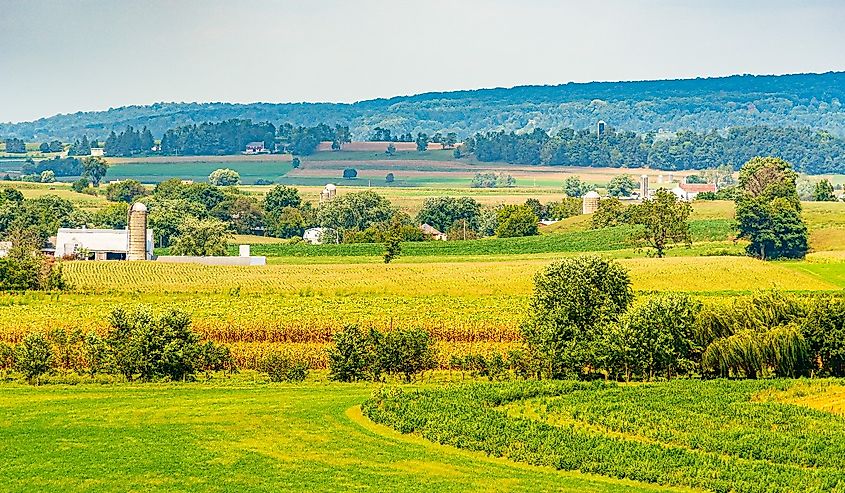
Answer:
[
  {"left": 55, "top": 228, "right": 153, "bottom": 260},
  {"left": 55, "top": 202, "right": 153, "bottom": 260}
]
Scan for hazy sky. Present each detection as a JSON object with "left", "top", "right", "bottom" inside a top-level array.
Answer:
[{"left": 2, "top": 0, "right": 844, "bottom": 123}]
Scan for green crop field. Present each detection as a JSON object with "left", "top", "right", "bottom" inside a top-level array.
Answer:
[{"left": 364, "top": 379, "right": 845, "bottom": 493}]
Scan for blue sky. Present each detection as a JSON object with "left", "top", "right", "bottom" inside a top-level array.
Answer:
[{"left": 1, "top": 0, "right": 844, "bottom": 122}]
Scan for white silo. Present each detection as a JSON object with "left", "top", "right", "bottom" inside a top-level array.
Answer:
[
  {"left": 640, "top": 174, "right": 649, "bottom": 199},
  {"left": 582, "top": 190, "right": 600, "bottom": 214},
  {"left": 127, "top": 202, "right": 148, "bottom": 261},
  {"left": 320, "top": 183, "right": 337, "bottom": 203}
]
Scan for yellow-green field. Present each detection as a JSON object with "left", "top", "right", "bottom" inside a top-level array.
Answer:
[{"left": 60, "top": 253, "right": 845, "bottom": 295}]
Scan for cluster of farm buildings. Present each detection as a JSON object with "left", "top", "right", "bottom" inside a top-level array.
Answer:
[{"left": 2, "top": 172, "right": 716, "bottom": 260}]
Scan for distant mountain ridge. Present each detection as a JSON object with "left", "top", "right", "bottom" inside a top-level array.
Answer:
[{"left": 4, "top": 71, "right": 845, "bottom": 141}]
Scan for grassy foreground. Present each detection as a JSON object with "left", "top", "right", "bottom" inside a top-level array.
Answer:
[{"left": 0, "top": 381, "right": 674, "bottom": 493}]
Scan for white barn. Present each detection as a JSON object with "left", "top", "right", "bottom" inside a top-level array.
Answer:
[{"left": 55, "top": 227, "right": 153, "bottom": 260}]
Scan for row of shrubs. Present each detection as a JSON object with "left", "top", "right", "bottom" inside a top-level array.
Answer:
[
  {"left": 0, "top": 307, "right": 235, "bottom": 384},
  {"left": 0, "top": 308, "right": 443, "bottom": 385}
]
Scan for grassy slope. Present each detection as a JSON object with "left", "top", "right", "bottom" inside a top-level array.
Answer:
[{"left": 0, "top": 382, "right": 671, "bottom": 493}]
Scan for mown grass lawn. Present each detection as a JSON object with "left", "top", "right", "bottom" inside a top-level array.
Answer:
[{"left": 0, "top": 382, "right": 675, "bottom": 493}]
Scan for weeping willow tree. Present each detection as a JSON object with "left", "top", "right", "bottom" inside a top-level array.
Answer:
[
  {"left": 703, "top": 324, "right": 809, "bottom": 378},
  {"left": 699, "top": 291, "right": 811, "bottom": 378}
]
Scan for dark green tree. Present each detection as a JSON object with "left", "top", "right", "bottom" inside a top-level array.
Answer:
[
  {"left": 629, "top": 189, "right": 692, "bottom": 257},
  {"left": 607, "top": 174, "right": 638, "bottom": 197},
  {"left": 814, "top": 179, "right": 836, "bottom": 201},
  {"left": 15, "top": 332, "right": 54, "bottom": 384},
  {"left": 495, "top": 205, "right": 539, "bottom": 238},
  {"left": 416, "top": 196, "right": 481, "bottom": 232},
  {"left": 415, "top": 133, "right": 429, "bottom": 152},
  {"left": 522, "top": 256, "right": 634, "bottom": 378},
  {"left": 105, "top": 179, "right": 147, "bottom": 203},
  {"left": 81, "top": 156, "right": 109, "bottom": 187},
  {"left": 263, "top": 185, "right": 302, "bottom": 215},
  {"left": 383, "top": 234, "right": 401, "bottom": 263},
  {"left": 735, "top": 157, "right": 808, "bottom": 260}
]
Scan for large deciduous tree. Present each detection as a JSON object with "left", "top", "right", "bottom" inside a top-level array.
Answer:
[
  {"left": 629, "top": 189, "right": 691, "bottom": 257},
  {"left": 81, "top": 156, "right": 109, "bottom": 187},
  {"left": 317, "top": 190, "right": 395, "bottom": 233},
  {"left": 208, "top": 168, "right": 241, "bottom": 186},
  {"left": 521, "top": 256, "right": 633, "bottom": 379},
  {"left": 415, "top": 196, "right": 481, "bottom": 232},
  {"left": 169, "top": 217, "right": 231, "bottom": 256},
  {"left": 495, "top": 205, "right": 539, "bottom": 238},
  {"left": 606, "top": 174, "right": 638, "bottom": 197},
  {"left": 735, "top": 157, "right": 807, "bottom": 260}
]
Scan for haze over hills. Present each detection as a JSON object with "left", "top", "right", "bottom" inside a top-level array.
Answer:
[{"left": 3, "top": 71, "right": 845, "bottom": 142}]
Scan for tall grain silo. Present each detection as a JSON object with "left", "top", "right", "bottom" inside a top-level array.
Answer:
[
  {"left": 127, "top": 202, "right": 148, "bottom": 261},
  {"left": 582, "top": 190, "right": 600, "bottom": 214},
  {"left": 640, "top": 174, "right": 649, "bottom": 199}
]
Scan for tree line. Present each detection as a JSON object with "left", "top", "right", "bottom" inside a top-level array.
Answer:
[
  {"left": 466, "top": 125, "right": 845, "bottom": 174},
  {"left": 4, "top": 72, "right": 845, "bottom": 142}
]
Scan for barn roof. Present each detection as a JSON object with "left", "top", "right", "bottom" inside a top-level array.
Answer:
[{"left": 679, "top": 183, "right": 717, "bottom": 193}]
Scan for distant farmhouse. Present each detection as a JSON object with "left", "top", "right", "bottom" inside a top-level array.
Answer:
[
  {"left": 244, "top": 141, "right": 267, "bottom": 154},
  {"left": 673, "top": 182, "right": 717, "bottom": 201},
  {"left": 419, "top": 223, "right": 447, "bottom": 241}
]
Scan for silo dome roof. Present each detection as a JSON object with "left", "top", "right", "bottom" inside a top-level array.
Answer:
[
  {"left": 584, "top": 191, "right": 600, "bottom": 198},
  {"left": 131, "top": 202, "right": 148, "bottom": 212}
]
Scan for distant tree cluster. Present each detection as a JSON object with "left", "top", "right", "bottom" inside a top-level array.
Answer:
[
  {"left": 471, "top": 172, "right": 515, "bottom": 188},
  {"left": 21, "top": 156, "right": 83, "bottom": 177},
  {"left": 104, "top": 126, "right": 154, "bottom": 156},
  {"left": 160, "top": 119, "right": 277, "bottom": 156},
  {"left": 38, "top": 140, "right": 63, "bottom": 153},
  {"left": 468, "top": 126, "right": 845, "bottom": 174},
  {"left": 4, "top": 138, "right": 26, "bottom": 154},
  {"left": 368, "top": 127, "right": 414, "bottom": 142},
  {"left": 68, "top": 135, "right": 92, "bottom": 156},
  {"left": 277, "top": 122, "right": 343, "bottom": 155}
]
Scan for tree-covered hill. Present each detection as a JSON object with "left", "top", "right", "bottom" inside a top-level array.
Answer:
[{"left": 3, "top": 72, "right": 845, "bottom": 141}]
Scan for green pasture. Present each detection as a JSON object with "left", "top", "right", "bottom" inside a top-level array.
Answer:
[
  {"left": 106, "top": 160, "right": 293, "bottom": 184},
  {"left": 226, "top": 219, "right": 735, "bottom": 259},
  {"left": 0, "top": 380, "right": 673, "bottom": 493}
]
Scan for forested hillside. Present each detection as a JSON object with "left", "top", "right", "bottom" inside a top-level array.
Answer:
[{"left": 3, "top": 72, "right": 845, "bottom": 141}]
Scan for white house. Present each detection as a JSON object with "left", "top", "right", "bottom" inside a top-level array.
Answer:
[
  {"left": 303, "top": 227, "right": 338, "bottom": 245},
  {"left": 55, "top": 227, "right": 153, "bottom": 260}
]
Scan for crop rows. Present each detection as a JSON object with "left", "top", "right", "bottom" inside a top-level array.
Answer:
[{"left": 363, "top": 379, "right": 845, "bottom": 493}]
